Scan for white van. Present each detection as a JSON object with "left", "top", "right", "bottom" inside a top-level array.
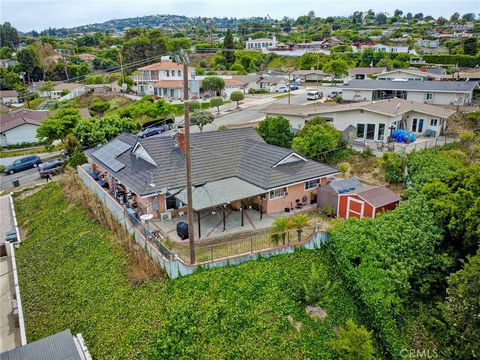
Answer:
[{"left": 307, "top": 90, "right": 322, "bottom": 100}]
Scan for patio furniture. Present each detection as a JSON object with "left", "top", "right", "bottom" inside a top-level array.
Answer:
[{"left": 176, "top": 221, "right": 189, "bottom": 240}]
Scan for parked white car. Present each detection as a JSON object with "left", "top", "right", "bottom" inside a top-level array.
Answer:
[
  {"left": 307, "top": 90, "right": 323, "bottom": 100},
  {"left": 276, "top": 85, "right": 289, "bottom": 93}
]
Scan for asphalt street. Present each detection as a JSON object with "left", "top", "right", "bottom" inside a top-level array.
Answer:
[{"left": 0, "top": 168, "right": 45, "bottom": 192}]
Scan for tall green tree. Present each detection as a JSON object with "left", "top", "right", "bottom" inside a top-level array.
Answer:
[
  {"left": 463, "top": 37, "right": 478, "bottom": 56},
  {"left": 16, "top": 47, "right": 37, "bottom": 81},
  {"left": 291, "top": 117, "right": 343, "bottom": 161},
  {"left": 37, "top": 108, "right": 83, "bottom": 143},
  {"left": 0, "top": 22, "right": 19, "bottom": 48},
  {"left": 202, "top": 76, "right": 225, "bottom": 96},
  {"left": 257, "top": 116, "right": 292, "bottom": 148},
  {"left": 322, "top": 59, "right": 348, "bottom": 83},
  {"left": 222, "top": 29, "right": 235, "bottom": 67}
]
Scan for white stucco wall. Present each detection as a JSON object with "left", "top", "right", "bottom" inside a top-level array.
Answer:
[
  {"left": 2, "top": 124, "right": 41, "bottom": 145},
  {"left": 342, "top": 89, "right": 372, "bottom": 101},
  {"left": 377, "top": 71, "right": 424, "bottom": 81}
]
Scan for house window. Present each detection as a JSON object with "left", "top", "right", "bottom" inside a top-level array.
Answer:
[
  {"left": 412, "top": 118, "right": 417, "bottom": 132},
  {"left": 426, "top": 92, "right": 433, "bottom": 101},
  {"left": 178, "top": 70, "right": 181, "bottom": 76},
  {"left": 304, "top": 180, "right": 318, "bottom": 190},
  {"left": 356, "top": 123, "right": 365, "bottom": 138},
  {"left": 166, "top": 70, "right": 169, "bottom": 77},
  {"left": 430, "top": 119, "right": 438, "bottom": 126},
  {"left": 378, "top": 123, "right": 386, "bottom": 140},
  {"left": 270, "top": 187, "right": 287, "bottom": 199},
  {"left": 166, "top": 196, "right": 181, "bottom": 210}
]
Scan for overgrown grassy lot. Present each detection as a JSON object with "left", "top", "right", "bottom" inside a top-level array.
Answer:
[{"left": 15, "top": 182, "right": 363, "bottom": 359}]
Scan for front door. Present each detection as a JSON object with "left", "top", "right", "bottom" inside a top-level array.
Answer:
[
  {"left": 347, "top": 197, "right": 364, "bottom": 219},
  {"left": 412, "top": 118, "right": 417, "bottom": 132},
  {"left": 366, "top": 124, "right": 375, "bottom": 140}
]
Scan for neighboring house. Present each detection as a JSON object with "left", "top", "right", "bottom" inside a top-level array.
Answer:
[
  {"left": 348, "top": 67, "right": 386, "bottom": 80},
  {"left": 318, "top": 177, "right": 400, "bottom": 219},
  {"left": 258, "top": 76, "right": 288, "bottom": 91},
  {"left": 292, "top": 70, "right": 330, "bottom": 82},
  {"left": 374, "top": 68, "right": 451, "bottom": 81},
  {"left": 132, "top": 61, "right": 196, "bottom": 98},
  {"left": 246, "top": 36, "right": 277, "bottom": 51},
  {"left": 29, "top": 82, "right": 86, "bottom": 99},
  {"left": 194, "top": 76, "right": 247, "bottom": 97},
  {"left": 0, "top": 108, "right": 90, "bottom": 146},
  {"left": 0, "top": 90, "right": 19, "bottom": 105},
  {"left": 262, "top": 98, "right": 456, "bottom": 141},
  {"left": 0, "top": 329, "right": 92, "bottom": 360},
  {"left": 455, "top": 70, "right": 480, "bottom": 82},
  {"left": 416, "top": 39, "right": 440, "bottom": 48},
  {"left": 223, "top": 79, "right": 247, "bottom": 96},
  {"left": 86, "top": 128, "right": 339, "bottom": 223},
  {"left": 341, "top": 79, "right": 479, "bottom": 105},
  {"left": 77, "top": 53, "right": 95, "bottom": 62},
  {"left": 372, "top": 43, "right": 409, "bottom": 53},
  {"left": 231, "top": 75, "right": 262, "bottom": 91}
]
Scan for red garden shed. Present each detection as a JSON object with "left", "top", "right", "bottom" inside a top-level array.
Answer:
[{"left": 337, "top": 186, "right": 401, "bottom": 219}]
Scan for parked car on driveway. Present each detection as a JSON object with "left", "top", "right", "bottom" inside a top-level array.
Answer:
[
  {"left": 289, "top": 83, "right": 299, "bottom": 91},
  {"left": 38, "top": 158, "right": 64, "bottom": 178},
  {"left": 307, "top": 90, "right": 323, "bottom": 100},
  {"left": 140, "top": 126, "right": 167, "bottom": 138},
  {"left": 275, "top": 85, "right": 289, "bottom": 93},
  {"left": 4, "top": 155, "right": 42, "bottom": 175}
]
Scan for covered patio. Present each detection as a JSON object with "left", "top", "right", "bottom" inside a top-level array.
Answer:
[{"left": 150, "top": 176, "right": 316, "bottom": 242}]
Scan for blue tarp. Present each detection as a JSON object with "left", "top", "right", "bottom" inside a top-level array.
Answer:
[{"left": 391, "top": 130, "right": 416, "bottom": 143}]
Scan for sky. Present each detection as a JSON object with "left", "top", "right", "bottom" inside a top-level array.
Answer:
[{"left": 1, "top": 0, "right": 479, "bottom": 32}]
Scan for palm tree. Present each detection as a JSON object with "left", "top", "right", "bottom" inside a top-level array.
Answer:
[
  {"left": 288, "top": 214, "right": 311, "bottom": 242},
  {"left": 271, "top": 217, "right": 289, "bottom": 245}
]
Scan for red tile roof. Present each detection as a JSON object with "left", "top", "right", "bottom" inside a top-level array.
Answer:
[
  {"left": 153, "top": 80, "right": 183, "bottom": 88},
  {"left": 138, "top": 61, "right": 184, "bottom": 71},
  {"left": 348, "top": 67, "right": 387, "bottom": 75},
  {"left": 224, "top": 79, "right": 246, "bottom": 86}
]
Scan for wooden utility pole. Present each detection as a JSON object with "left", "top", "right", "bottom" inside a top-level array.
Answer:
[
  {"left": 288, "top": 67, "right": 292, "bottom": 105},
  {"left": 182, "top": 54, "right": 196, "bottom": 264}
]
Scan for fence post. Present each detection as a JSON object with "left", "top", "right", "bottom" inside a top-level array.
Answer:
[
  {"left": 250, "top": 237, "right": 253, "bottom": 253},
  {"left": 435, "top": 138, "right": 438, "bottom": 148},
  {"left": 444, "top": 136, "right": 447, "bottom": 145},
  {"left": 210, "top": 245, "right": 213, "bottom": 262}
]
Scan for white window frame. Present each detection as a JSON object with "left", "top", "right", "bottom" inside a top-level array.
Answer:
[
  {"left": 269, "top": 187, "right": 287, "bottom": 199},
  {"left": 426, "top": 92, "right": 433, "bottom": 101},
  {"left": 304, "top": 179, "right": 318, "bottom": 191}
]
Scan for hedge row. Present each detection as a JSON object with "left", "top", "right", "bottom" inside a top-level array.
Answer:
[{"left": 421, "top": 54, "right": 480, "bottom": 67}]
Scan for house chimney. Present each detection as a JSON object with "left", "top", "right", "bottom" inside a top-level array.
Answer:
[{"left": 177, "top": 128, "right": 186, "bottom": 153}]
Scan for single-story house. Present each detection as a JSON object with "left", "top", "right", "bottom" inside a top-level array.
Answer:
[
  {"left": 0, "top": 108, "right": 90, "bottom": 146},
  {"left": 86, "top": 128, "right": 339, "bottom": 227},
  {"left": 456, "top": 70, "right": 480, "bottom": 82},
  {"left": 292, "top": 70, "right": 330, "bottom": 82},
  {"left": 0, "top": 90, "right": 19, "bottom": 105},
  {"left": 348, "top": 67, "right": 387, "bottom": 80},
  {"left": 258, "top": 76, "right": 288, "bottom": 91},
  {"left": 341, "top": 79, "right": 479, "bottom": 105},
  {"left": 0, "top": 329, "right": 91, "bottom": 359},
  {"left": 372, "top": 44, "right": 409, "bottom": 53},
  {"left": 231, "top": 75, "right": 262, "bottom": 92},
  {"left": 29, "top": 82, "right": 87, "bottom": 99},
  {"left": 223, "top": 79, "right": 247, "bottom": 96},
  {"left": 318, "top": 177, "right": 400, "bottom": 219},
  {"left": 375, "top": 69, "right": 451, "bottom": 81},
  {"left": 262, "top": 98, "right": 456, "bottom": 141}
]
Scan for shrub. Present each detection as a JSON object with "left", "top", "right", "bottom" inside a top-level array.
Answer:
[
  {"left": 257, "top": 116, "right": 292, "bottom": 148},
  {"left": 0, "top": 165, "right": 5, "bottom": 173},
  {"left": 68, "top": 149, "right": 88, "bottom": 168},
  {"left": 329, "top": 319, "right": 375, "bottom": 360},
  {"left": 382, "top": 152, "right": 405, "bottom": 184},
  {"left": 230, "top": 91, "right": 245, "bottom": 107}
]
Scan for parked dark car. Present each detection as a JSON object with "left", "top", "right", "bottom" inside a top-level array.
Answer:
[
  {"left": 140, "top": 126, "right": 166, "bottom": 138},
  {"left": 176, "top": 221, "right": 189, "bottom": 240},
  {"left": 5, "top": 155, "right": 42, "bottom": 175},
  {"left": 289, "top": 84, "right": 299, "bottom": 91},
  {"left": 38, "top": 158, "right": 64, "bottom": 178}
]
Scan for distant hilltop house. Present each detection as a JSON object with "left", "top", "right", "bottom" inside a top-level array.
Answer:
[
  {"left": 263, "top": 98, "right": 456, "bottom": 142},
  {"left": 245, "top": 36, "right": 277, "bottom": 51},
  {"left": 372, "top": 43, "right": 409, "bottom": 54},
  {"left": 77, "top": 53, "right": 96, "bottom": 62},
  {"left": 0, "top": 90, "right": 19, "bottom": 105},
  {"left": 416, "top": 39, "right": 440, "bottom": 48},
  {"left": 341, "top": 79, "right": 479, "bottom": 105},
  {"left": 86, "top": 128, "right": 339, "bottom": 222},
  {"left": 29, "top": 81, "right": 88, "bottom": 100},
  {"left": 0, "top": 108, "right": 90, "bottom": 147},
  {"left": 263, "top": 40, "right": 332, "bottom": 57}
]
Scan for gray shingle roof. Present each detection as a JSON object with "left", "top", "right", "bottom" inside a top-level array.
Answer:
[
  {"left": 351, "top": 186, "right": 401, "bottom": 208},
  {"left": 87, "top": 128, "right": 338, "bottom": 196},
  {"left": 1, "top": 330, "right": 82, "bottom": 360},
  {"left": 329, "top": 177, "right": 363, "bottom": 193},
  {"left": 342, "top": 79, "right": 479, "bottom": 92}
]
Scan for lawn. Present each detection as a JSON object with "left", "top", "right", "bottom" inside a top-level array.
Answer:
[{"left": 15, "top": 182, "right": 364, "bottom": 359}]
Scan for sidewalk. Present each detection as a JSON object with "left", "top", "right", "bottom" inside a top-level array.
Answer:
[{"left": 0, "top": 195, "right": 21, "bottom": 352}]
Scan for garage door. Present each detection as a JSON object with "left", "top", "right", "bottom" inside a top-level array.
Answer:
[{"left": 346, "top": 197, "right": 364, "bottom": 219}]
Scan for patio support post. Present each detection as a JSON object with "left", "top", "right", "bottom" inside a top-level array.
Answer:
[
  {"left": 241, "top": 207, "right": 244, "bottom": 227},
  {"left": 197, "top": 211, "right": 201, "bottom": 239},
  {"left": 223, "top": 205, "right": 226, "bottom": 232},
  {"left": 260, "top": 203, "right": 263, "bottom": 220}
]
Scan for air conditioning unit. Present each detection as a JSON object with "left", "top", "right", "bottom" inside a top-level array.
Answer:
[{"left": 160, "top": 211, "right": 172, "bottom": 221}]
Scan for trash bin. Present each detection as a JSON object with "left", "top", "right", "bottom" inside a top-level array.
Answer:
[{"left": 12, "top": 180, "right": 20, "bottom": 187}]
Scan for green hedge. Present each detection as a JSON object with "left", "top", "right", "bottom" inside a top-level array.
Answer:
[{"left": 421, "top": 54, "right": 480, "bottom": 67}]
